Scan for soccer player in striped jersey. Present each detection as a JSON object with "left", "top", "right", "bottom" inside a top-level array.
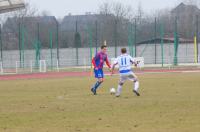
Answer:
[
  {"left": 91, "top": 45, "right": 111, "bottom": 95},
  {"left": 111, "top": 48, "right": 140, "bottom": 97}
]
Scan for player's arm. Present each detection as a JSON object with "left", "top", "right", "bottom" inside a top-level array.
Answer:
[
  {"left": 92, "top": 54, "right": 99, "bottom": 70},
  {"left": 111, "top": 63, "right": 117, "bottom": 75},
  {"left": 111, "top": 58, "right": 118, "bottom": 75},
  {"left": 105, "top": 57, "right": 111, "bottom": 71},
  {"left": 92, "top": 57, "right": 97, "bottom": 69},
  {"left": 130, "top": 56, "right": 139, "bottom": 67}
]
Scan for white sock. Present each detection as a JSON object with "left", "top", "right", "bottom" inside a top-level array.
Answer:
[
  {"left": 134, "top": 81, "right": 139, "bottom": 91},
  {"left": 116, "top": 85, "right": 122, "bottom": 95}
]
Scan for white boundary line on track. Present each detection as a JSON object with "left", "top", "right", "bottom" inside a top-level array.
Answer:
[{"left": 105, "top": 70, "right": 200, "bottom": 76}]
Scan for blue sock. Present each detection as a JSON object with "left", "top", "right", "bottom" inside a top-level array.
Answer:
[{"left": 93, "top": 81, "right": 102, "bottom": 91}]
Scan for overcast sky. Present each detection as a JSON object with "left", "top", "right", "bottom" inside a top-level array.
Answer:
[{"left": 27, "top": 0, "right": 184, "bottom": 18}]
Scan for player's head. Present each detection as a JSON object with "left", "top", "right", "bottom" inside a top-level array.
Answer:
[
  {"left": 101, "top": 45, "right": 107, "bottom": 53},
  {"left": 121, "top": 48, "right": 127, "bottom": 54}
]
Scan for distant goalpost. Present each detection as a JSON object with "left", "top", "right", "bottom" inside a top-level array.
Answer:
[
  {"left": 0, "top": 61, "right": 3, "bottom": 74},
  {"left": 15, "top": 60, "right": 47, "bottom": 74},
  {"left": 39, "top": 60, "right": 47, "bottom": 73}
]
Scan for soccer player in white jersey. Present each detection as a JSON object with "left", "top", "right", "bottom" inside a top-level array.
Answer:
[{"left": 111, "top": 48, "right": 140, "bottom": 97}]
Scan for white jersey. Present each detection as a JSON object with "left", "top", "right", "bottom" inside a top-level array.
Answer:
[{"left": 113, "top": 54, "right": 135, "bottom": 74}]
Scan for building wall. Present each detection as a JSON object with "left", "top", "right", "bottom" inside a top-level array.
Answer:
[{"left": 1, "top": 43, "right": 199, "bottom": 69}]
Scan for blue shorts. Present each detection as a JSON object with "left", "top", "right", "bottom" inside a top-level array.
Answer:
[{"left": 94, "top": 69, "right": 104, "bottom": 78}]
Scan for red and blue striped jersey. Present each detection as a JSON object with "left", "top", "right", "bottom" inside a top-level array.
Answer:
[{"left": 92, "top": 51, "right": 111, "bottom": 69}]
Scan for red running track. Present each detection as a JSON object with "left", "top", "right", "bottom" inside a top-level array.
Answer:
[
  {"left": 0, "top": 72, "right": 90, "bottom": 81},
  {"left": 0, "top": 68, "right": 200, "bottom": 81}
]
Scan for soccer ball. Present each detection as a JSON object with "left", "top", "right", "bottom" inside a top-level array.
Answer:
[{"left": 110, "top": 88, "right": 116, "bottom": 95}]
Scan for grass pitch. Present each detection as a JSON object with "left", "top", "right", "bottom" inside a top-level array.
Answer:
[{"left": 0, "top": 72, "right": 200, "bottom": 132}]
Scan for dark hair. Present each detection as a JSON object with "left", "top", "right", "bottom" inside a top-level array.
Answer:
[
  {"left": 101, "top": 45, "right": 107, "bottom": 49},
  {"left": 121, "top": 48, "right": 127, "bottom": 53}
]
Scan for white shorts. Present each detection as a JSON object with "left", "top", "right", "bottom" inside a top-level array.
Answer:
[{"left": 119, "top": 72, "right": 138, "bottom": 83}]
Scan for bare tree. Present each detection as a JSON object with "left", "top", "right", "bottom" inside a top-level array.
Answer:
[
  {"left": 111, "top": 2, "right": 133, "bottom": 21},
  {"left": 98, "top": 2, "right": 133, "bottom": 21},
  {"left": 136, "top": 2, "right": 144, "bottom": 25},
  {"left": 99, "top": 2, "right": 112, "bottom": 15},
  {"left": 9, "top": 2, "right": 38, "bottom": 19}
]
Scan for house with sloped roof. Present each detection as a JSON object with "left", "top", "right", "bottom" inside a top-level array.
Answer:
[
  {"left": 171, "top": 2, "right": 200, "bottom": 18},
  {"left": 171, "top": 2, "right": 200, "bottom": 39}
]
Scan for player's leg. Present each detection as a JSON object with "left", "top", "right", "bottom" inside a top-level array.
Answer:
[
  {"left": 91, "top": 78, "right": 103, "bottom": 95},
  {"left": 91, "top": 69, "right": 104, "bottom": 95},
  {"left": 116, "top": 75, "right": 127, "bottom": 97},
  {"left": 115, "top": 81, "right": 123, "bottom": 97},
  {"left": 128, "top": 73, "right": 140, "bottom": 96},
  {"left": 94, "top": 69, "right": 104, "bottom": 91},
  {"left": 94, "top": 78, "right": 103, "bottom": 90}
]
